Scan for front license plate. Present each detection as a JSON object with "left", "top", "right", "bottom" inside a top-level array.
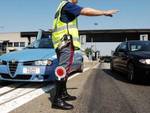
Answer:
[{"left": 23, "top": 67, "right": 40, "bottom": 74}]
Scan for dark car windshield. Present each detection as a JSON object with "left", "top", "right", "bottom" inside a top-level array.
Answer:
[
  {"left": 130, "top": 41, "right": 150, "bottom": 52},
  {"left": 26, "top": 38, "right": 54, "bottom": 49}
]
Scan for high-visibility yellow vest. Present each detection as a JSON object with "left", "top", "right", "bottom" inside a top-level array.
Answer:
[{"left": 52, "top": 0, "right": 81, "bottom": 49}]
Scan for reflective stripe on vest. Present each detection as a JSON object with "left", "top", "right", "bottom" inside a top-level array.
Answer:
[
  {"left": 52, "top": 1, "right": 81, "bottom": 49},
  {"left": 53, "top": 24, "right": 77, "bottom": 32}
]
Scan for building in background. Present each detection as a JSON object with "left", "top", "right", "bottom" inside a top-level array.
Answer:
[
  {"left": 0, "top": 32, "right": 35, "bottom": 54},
  {"left": 0, "top": 29, "right": 150, "bottom": 58},
  {"left": 80, "top": 29, "right": 150, "bottom": 57}
]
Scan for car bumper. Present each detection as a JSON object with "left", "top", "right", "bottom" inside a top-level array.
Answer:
[
  {"left": 0, "top": 64, "right": 57, "bottom": 82},
  {"left": 135, "top": 63, "right": 150, "bottom": 75},
  {"left": 0, "top": 76, "right": 48, "bottom": 82}
]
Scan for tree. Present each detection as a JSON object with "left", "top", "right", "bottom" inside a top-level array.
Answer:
[{"left": 85, "top": 48, "right": 93, "bottom": 57}]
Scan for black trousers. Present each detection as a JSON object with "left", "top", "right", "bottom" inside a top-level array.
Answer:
[
  {"left": 54, "top": 42, "right": 74, "bottom": 100},
  {"left": 56, "top": 42, "right": 74, "bottom": 81}
]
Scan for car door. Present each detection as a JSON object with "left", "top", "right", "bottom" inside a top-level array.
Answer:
[
  {"left": 117, "top": 42, "right": 129, "bottom": 71},
  {"left": 112, "top": 44, "right": 121, "bottom": 69}
]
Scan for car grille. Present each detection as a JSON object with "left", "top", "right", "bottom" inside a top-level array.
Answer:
[
  {"left": 8, "top": 61, "right": 18, "bottom": 75},
  {"left": 0, "top": 74, "right": 32, "bottom": 80}
]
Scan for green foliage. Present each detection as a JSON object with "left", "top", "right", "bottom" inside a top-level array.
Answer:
[{"left": 85, "top": 48, "right": 93, "bottom": 57}]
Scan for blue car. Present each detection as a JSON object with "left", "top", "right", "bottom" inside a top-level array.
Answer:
[{"left": 0, "top": 32, "right": 83, "bottom": 82}]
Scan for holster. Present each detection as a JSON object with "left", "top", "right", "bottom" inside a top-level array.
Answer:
[{"left": 58, "top": 34, "right": 73, "bottom": 50}]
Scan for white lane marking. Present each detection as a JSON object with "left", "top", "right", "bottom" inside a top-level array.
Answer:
[
  {"left": 0, "top": 84, "right": 55, "bottom": 113},
  {"left": 68, "top": 67, "right": 89, "bottom": 80},
  {"left": 0, "top": 83, "right": 23, "bottom": 95},
  {"left": 93, "top": 63, "right": 100, "bottom": 69},
  {"left": 0, "top": 67, "right": 91, "bottom": 113},
  {"left": 0, "top": 84, "right": 40, "bottom": 105}
]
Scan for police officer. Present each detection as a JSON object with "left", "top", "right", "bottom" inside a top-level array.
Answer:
[{"left": 51, "top": 0, "right": 119, "bottom": 110}]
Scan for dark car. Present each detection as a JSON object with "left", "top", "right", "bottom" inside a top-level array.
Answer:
[
  {"left": 111, "top": 40, "right": 150, "bottom": 81},
  {"left": 100, "top": 56, "right": 112, "bottom": 63}
]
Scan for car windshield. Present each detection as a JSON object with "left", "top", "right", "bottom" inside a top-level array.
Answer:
[
  {"left": 130, "top": 41, "right": 150, "bottom": 52},
  {"left": 26, "top": 38, "right": 54, "bottom": 49}
]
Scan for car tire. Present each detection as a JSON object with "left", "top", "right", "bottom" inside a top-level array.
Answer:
[
  {"left": 110, "top": 61, "right": 115, "bottom": 72},
  {"left": 78, "top": 63, "right": 84, "bottom": 73},
  {"left": 127, "top": 63, "right": 136, "bottom": 82}
]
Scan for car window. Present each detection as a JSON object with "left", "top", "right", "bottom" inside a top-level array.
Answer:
[
  {"left": 115, "top": 45, "right": 120, "bottom": 53},
  {"left": 130, "top": 45, "right": 142, "bottom": 51},
  {"left": 130, "top": 41, "right": 150, "bottom": 52},
  {"left": 118, "top": 42, "right": 127, "bottom": 52},
  {"left": 26, "top": 38, "right": 54, "bottom": 49}
]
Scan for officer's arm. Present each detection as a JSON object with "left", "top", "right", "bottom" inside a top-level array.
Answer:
[{"left": 80, "top": 8, "right": 119, "bottom": 17}]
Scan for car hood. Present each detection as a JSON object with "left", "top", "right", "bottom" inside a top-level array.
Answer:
[
  {"left": 0, "top": 49, "right": 57, "bottom": 62},
  {"left": 130, "top": 51, "right": 150, "bottom": 59}
]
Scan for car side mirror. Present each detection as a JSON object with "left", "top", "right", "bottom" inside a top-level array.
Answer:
[{"left": 113, "top": 52, "right": 118, "bottom": 56}]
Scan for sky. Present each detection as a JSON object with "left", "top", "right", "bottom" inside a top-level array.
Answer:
[{"left": 0, "top": 0, "right": 150, "bottom": 33}]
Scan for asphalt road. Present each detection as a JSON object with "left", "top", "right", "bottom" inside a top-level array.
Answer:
[
  {"left": 72, "top": 63, "right": 150, "bottom": 113},
  {"left": 1, "top": 62, "right": 150, "bottom": 113}
]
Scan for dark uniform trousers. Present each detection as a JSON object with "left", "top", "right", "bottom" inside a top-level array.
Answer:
[{"left": 54, "top": 41, "right": 74, "bottom": 101}]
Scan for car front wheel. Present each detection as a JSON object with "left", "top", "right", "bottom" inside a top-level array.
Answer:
[
  {"left": 127, "top": 63, "right": 136, "bottom": 81},
  {"left": 110, "top": 61, "right": 115, "bottom": 72},
  {"left": 78, "top": 63, "right": 84, "bottom": 73}
]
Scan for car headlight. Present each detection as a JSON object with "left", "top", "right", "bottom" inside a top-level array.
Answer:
[
  {"left": 0, "top": 60, "right": 3, "bottom": 65},
  {"left": 34, "top": 60, "right": 52, "bottom": 66},
  {"left": 0, "top": 60, "right": 7, "bottom": 65},
  {"left": 139, "top": 59, "right": 150, "bottom": 64}
]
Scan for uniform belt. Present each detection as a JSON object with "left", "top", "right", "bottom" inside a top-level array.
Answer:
[
  {"left": 58, "top": 41, "right": 71, "bottom": 50},
  {"left": 53, "top": 37, "right": 79, "bottom": 45},
  {"left": 62, "top": 34, "right": 72, "bottom": 41},
  {"left": 56, "top": 35, "right": 71, "bottom": 50}
]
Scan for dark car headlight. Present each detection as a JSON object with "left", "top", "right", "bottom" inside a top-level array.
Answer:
[
  {"left": 0, "top": 60, "right": 2, "bottom": 65},
  {"left": 139, "top": 59, "right": 150, "bottom": 65},
  {"left": 0, "top": 60, "right": 7, "bottom": 65},
  {"left": 34, "top": 60, "right": 52, "bottom": 66}
]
